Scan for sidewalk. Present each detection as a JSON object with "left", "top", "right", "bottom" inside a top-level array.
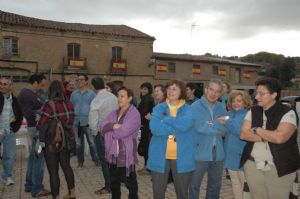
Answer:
[{"left": 0, "top": 145, "right": 298, "bottom": 199}]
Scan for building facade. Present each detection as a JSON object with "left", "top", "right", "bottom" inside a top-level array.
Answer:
[
  {"left": 0, "top": 10, "right": 155, "bottom": 93},
  {"left": 153, "top": 53, "right": 261, "bottom": 95},
  {"left": 1, "top": 10, "right": 261, "bottom": 98}
]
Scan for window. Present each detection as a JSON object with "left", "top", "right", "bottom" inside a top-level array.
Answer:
[
  {"left": 168, "top": 62, "right": 176, "bottom": 73},
  {"left": 218, "top": 68, "right": 227, "bottom": 76},
  {"left": 235, "top": 68, "right": 241, "bottom": 83},
  {"left": 192, "top": 64, "right": 201, "bottom": 75},
  {"left": 67, "top": 43, "right": 80, "bottom": 58},
  {"left": 112, "top": 46, "right": 122, "bottom": 60},
  {"left": 243, "top": 71, "right": 251, "bottom": 79},
  {"left": 3, "top": 37, "right": 19, "bottom": 56},
  {"left": 212, "top": 65, "right": 218, "bottom": 75}
]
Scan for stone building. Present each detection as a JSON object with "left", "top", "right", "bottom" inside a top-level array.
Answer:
[
  {"left": 0, "top": 10, "right": 155, "bottom": 94},
  {"left": 152, "top": 52, "right": 261, "bottom": 95},
  {"left": 0, "top": 10, "right": 261, "bottom": 97}
]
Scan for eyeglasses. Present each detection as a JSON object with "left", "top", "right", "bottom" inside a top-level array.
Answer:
[
  {"left": 0, "top": 82, "right": 9, "bottom": 86},
  {"left": 77, "top": 78, "right": 86, "bottom": 81},
  {"left": 256, "top": 92, "right": 270, "bottom": 97}
]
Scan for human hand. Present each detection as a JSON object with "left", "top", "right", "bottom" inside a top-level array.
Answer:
[
  {"left": 217, "top": 116, "right": 229, "bottom": 125},
  {"left": 145, "top": 113, "right": 151, "bottom": 120},
  {"left": 113, "top": 123, "right": 121, "bottom": 129},
  {"left": 10, "top": 116, "right": 16, "bottom": 122}
]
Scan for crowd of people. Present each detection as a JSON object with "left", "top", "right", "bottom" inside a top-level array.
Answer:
[{"left": 0, "top": 74, "right": 299, "bottom": 199}]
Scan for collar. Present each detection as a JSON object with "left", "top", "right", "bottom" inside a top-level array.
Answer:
[{"left": 166, "top": 99, "right": 186, "bottom": 109}]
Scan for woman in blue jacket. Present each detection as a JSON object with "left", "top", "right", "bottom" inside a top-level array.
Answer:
[
  {"left": 147, "top": 79, "right": 195, "bottom": 199},
  {"left": 222, "top": 91, "right": 252, "bottom": 199}
]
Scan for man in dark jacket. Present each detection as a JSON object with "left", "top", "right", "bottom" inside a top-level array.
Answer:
[
  {"left": 18, "top": 74, "right": 50, "bottom": 197},
  {"left": 0, "top": 77, "right": 23, "bottom": 186}
]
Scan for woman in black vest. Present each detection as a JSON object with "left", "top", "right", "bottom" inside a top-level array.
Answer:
[{"left": 240, "top": 77, "right": 300, "bottom": 199}]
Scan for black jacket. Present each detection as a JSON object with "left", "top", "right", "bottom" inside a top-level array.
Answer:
[
  {"left": 138, "top": 93, "right": 155, "bottom": 131},
  {"left": 0, "top": 93, "right": 23, "bottom": 133},
  {"left": 241, "top": 102, "right": 300, "bottom": 177}
]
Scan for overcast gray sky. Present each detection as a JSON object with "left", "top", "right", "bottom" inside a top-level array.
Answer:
[{"left": 1, "top": 0, "right": 300, "bottom": 57}]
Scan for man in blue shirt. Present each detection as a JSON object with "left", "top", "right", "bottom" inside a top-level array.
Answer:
[{"left": 71, "top": 74, "right": 98, "bottom": 168}]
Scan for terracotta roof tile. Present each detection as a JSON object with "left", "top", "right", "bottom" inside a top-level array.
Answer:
[{"left": 0, "top": 10, "right": 155, "bottom": 40}]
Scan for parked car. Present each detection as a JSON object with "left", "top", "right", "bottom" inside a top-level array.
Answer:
[{"left": 280, "top": 96, "right": 300, "bottom": 123}]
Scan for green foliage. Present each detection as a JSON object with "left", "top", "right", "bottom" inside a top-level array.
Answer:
[{"left": 240, "top": 52, "right": 297, "bottom": 88}]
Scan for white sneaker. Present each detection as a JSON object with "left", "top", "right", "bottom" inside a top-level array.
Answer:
[{"left": 6, "top": 177, "right": 14, "bottom": 186}]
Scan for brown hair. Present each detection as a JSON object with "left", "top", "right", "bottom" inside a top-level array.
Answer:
[
  {"left": 227, "top": 90, "right": 252, "bottom": 109},
  {"left": 48, "top": 80, "right": 65, "bottom": 100},
  {"left": 154, "top": 84, "right": 166, "bottom": 98},
  {"left": 118, "top": 86, "right": 134, "bottom": 104},
  {"left": 166, "top": 79, "right": 186, "bottom": 99}
]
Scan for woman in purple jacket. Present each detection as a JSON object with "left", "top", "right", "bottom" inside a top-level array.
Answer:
[{"left": 100, "top": 86, "right": 141, "bottom": 199}]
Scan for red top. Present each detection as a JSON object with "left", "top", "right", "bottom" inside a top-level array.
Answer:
[{"left": 37, "top": 99, "right": 75, "bottom": 141}]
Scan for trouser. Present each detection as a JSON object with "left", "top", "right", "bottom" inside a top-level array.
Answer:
[
  {"left": 140, "top": 127, "right": 150, "bottom": 166},
  {"left": 73, "top": 124, "right": 98, "bottom": 163},
  {"left": 44, "top": 147, "right": 75, "bottom": 198},
  {"left": 189, "top": 160, "right": 224, "bottom": 199},
  {"left": 95, "top": 133, "right": 111, "bottom": 188},
  {"left": 0, "top": 130, "right": 16, "bottom": 179},
  {"left": 25, "top": 127, "right": 45, "bottom": 197},
  {"left": 110, "top": 164, "right": 138, "bottom": 199},
  {"left": 244, "top": 160, "right": 296, "bottom": 199},
  {"left": 151, "top": 159, "right": 192, "bottom": 199},
  {"left": 228, "top": 169, "right": 246, "bottom": 199}
]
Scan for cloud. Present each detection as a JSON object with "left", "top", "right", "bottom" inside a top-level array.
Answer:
[{"left": 1, "top": 0, "right": 300, "bottom": 56}]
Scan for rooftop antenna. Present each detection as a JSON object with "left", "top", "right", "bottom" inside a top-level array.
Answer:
[{"left": 190, "top": 23, "right": 201, "bottom": 54}]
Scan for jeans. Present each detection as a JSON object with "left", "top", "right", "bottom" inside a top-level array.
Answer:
[
  {"left": 0, "top": 130, "right": 16, "bottom": 179},
  {"left": 189, "top": 160, "right": 224, "bottom": 199},
  {"left": 25, "top": 127, "right": 45, "bottom": 197},
  {"left": 95, "top": 134, "right": 111, "bottom": 188},
  {"left": 73, "top": 125, "right": 98, "bottom": 164}
]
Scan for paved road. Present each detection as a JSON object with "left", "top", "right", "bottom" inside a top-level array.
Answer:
[
  {"left": 0, "top": 143, "right": 299, "bottom": 199},
  {"left": 0, "top": 145, "right": 236, "bottom": 199}
]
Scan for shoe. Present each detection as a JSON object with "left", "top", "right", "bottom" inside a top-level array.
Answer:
[
  {"left": 6, "top": 177, "right": 14, "bottom": 186},
  {"left": 63, "top": 188, "right": 76, "bottom": 199},
  {"left": 35, "top": 189, "right": 51, "bottom": 197},
  {"left": 137, "top": 167, "right": 150, "bottom": 175},
  {"left": 94, "top": 186, "right": 111, "bottom": 195}
]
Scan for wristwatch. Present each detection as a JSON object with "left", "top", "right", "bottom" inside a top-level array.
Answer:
[{"left": 252, "top": 127, "right": 257, "bottom": 134}]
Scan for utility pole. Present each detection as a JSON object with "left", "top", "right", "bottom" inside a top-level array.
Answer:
[{"left": 190, "top": 23, "right": 201, "bottom": 54}]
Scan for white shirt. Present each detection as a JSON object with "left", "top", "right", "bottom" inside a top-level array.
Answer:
[
  {"left": 0, "top": 94, "right": 14, "bottom": 134},
  {"left": 88, "top": 90, "right": 118, "bottom": 136}
]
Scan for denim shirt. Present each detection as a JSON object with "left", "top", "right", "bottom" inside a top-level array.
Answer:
[
  {"left": 71, "top": 89, "right": 95, "bottom": 126},
  {"left": 0, "top": 95, "right": 14, "bottom": 134}
]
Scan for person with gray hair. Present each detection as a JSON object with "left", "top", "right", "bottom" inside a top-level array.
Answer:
[
  {"left": 89, "top": 77, "right": 118, "bottom": 195},
  {"left": 189, "top": 79, "right": 228, "bottom": 199},
  {"left": 0, "top": 77, "right": 23, "bottom": 186}
]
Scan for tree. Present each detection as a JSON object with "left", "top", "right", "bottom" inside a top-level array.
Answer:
[{"left": 240, "top": 52, "right": 296, "bottom": 88}]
